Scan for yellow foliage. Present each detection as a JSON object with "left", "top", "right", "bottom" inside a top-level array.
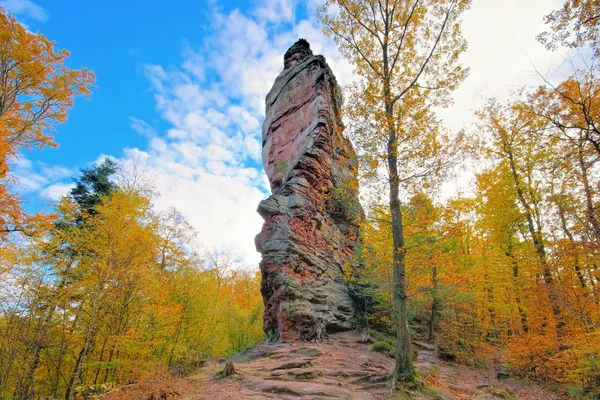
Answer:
[{"left": 0, "top": 186, "right": 264, "bottom": 399}]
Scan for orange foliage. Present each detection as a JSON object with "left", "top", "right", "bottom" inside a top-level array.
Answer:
[{"left": 0, "top": 7, "right": 95, "bottom": 238}]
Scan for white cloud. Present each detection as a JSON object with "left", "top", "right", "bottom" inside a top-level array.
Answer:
[
  {"left": 130, "top": 117, "right": 157, "bottom": 138},
  {"left": 40, "top": 165, "right": 73, "bottom": 180},
  {"left": 228, "top": 106, "right": 260, "bottom": 132},
  {"left": 10, "top": 156, "right": 74, "bottom": 198},
  {"left": 11, "top": 156, "right": 32, "bottom": 170},
  {"left": 120, "top": 146, "right": 265, "bottom": 264},
  {"left": 41, "top": 183, "right": 74, "bottom": 200},
  {"left": 18, "top": 173, "right": 47, "bottom": 192},
  {"left": 119, "top": 9, "right": 290, "bottom": 263},
  {"left": 254, "top": 0, "right": 297, "bottom": 23},
  {"left": 0, "top": 0, "right": 47, "bottom": 22}
]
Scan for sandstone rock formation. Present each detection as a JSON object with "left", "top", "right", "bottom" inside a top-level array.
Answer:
[{"left": 255, "top": 39, "right": 363, "bottom": 342}]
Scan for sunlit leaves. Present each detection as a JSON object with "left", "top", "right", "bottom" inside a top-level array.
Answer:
[
  {"left": 0, "top": 7, "right": 95, "bottom": 241},
  {"left": 0, "top": 177, "right": 264, "bottom": 398},
  {"left": 538, "top": 0, "right": 600, "bottom": 55}
]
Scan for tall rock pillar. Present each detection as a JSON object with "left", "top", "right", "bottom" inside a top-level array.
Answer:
[{"left": 255, "top": 39, "right": 363, "bottom": 342}]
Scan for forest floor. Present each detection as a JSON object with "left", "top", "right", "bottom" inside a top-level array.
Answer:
[{"left": 104, "top": 332, "right": 565, "bottom": 400}]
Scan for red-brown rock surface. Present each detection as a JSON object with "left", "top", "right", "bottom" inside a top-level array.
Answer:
[{"left": 255, "top": 39, "right": 363, "bottom": 342}]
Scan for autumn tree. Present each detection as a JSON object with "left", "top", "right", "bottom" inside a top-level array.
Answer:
[
  {"left": 538, "top": 0, "right": 600, "bottom": 55},
  {"left": 0, "top": 161, "right": 265, "bottom": 399},
  {"left": 11, "top": 160, "right": 118, "bottom": 400},
  {"left": 476, "top": 98, "right": 567, "bottom": 331},
  {"left": 319, "top": 0, "right": 470, "bottom": 384},
  {"left": 535, "top": 0, "right": 600, "bottom": 160},
  {"left": 530, "top": 67, "right": 600, "bottom": 168},
  {"left": 475, "top": 91, "right": 600, "bottom": 391},
  {"left": 474, "top": 166, "right": 531, "bottom": 336},
  {"left": 0, "top": 7, "right": 94, "bottom": 237}
]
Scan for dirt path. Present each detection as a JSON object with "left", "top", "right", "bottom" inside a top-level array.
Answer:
[
  {"left": 106, "top": 332, "right": 564, "bottom": 399},
  {"left": 189, "top": 332, "right": 394, "bottom": 399}
]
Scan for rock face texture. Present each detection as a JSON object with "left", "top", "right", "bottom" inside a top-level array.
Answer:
[{"left": 255, "top": 39, "right": 363, "bottom": 342}]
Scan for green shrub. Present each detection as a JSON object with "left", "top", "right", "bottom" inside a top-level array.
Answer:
[
  {"left": 369, "top": 329, "right": 395, "bottom": 346},
  {"left": 372, "top": 340, "right": 394, "bottom": 354},
  {"left": 474, "top": 357, "right": 489, "bottom": 369},
  {"left": 565, "top": 384, "right": 598, "bottom": 399}
]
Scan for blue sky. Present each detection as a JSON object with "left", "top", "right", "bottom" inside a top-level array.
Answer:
[
  {"left": 11, "top": 0, "right": 257, "bottom": 168},
  {"left": 3, "top": 0, "right": 567, "bottom": 263}
]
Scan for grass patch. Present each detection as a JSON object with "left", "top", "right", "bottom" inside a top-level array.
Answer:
[
  {"left": 372, "top": 340, "right": 394, "bottom": 353},
  {"left": 372, "top": 340, "right": 395, "bottom": 357},
  {"left": 369, "top": 329, "right": 396, "bottom": 345},
  {"left": 393, "top": 377, "right": 452, "bottom": 400},
  {"left": 370, "top": 329, "right": 398, "bottom": 359},
  {"left": 474, "top": 357, "right": 488, "bottom": 369},
  {"left": 565, "top": 384, "right": 599, "bottom": 399}
]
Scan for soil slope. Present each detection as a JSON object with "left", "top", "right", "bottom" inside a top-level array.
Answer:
[{"left": 107, "top": 332, "right": 564, "bottom": 400}]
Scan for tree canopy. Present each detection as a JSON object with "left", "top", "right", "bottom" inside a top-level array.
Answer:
[{"left": 0, "top": 6, "right": 95, "bottom": 238}]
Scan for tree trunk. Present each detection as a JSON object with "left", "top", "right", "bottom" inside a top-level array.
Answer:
[
  {"left": 506, "top": 150, "right": 563, "bottom": 330},
  {"left": 557, "top": 203, "right": 588, "bottom": 290},
  {"left": 387, "top": 103, "right": 415, "bottom": 384},
  {"left": 168, "top": 301, "right": 187, "bottom": 368},
  {"left": 65, "top": 294, "right": 101, "bottom": 400},
  {"left": 507, "top": 247, "right": 529, "bottom": 333},
  {"left": 52, "top": 333, "right": 67, "bottom": 398},
  {"left": 428, "top": 266, "right": 440, "bottom": 342},
  {"left": 484, "top": 273, "right": 498, "bottom": 339},
  {"left": 94, "top": 335, "right": 109, "bottom": 385},
  {"left": 577, "top": 142, "right": 600, "bottom": 245},
  {"left": 14, "top": 260, "right": 73, "bottom": 400},
  {"left": 218, "top": 362, "right": 237, "bottom": 378}
]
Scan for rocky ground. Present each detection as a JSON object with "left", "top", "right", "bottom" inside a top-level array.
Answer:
[{"left": 106, "top": 331, "right": 565, "bottom": 399}]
